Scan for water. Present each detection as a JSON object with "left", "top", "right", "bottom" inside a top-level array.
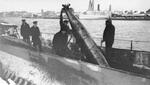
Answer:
[{"left": 1, "top": 17, "right": 150, "bottom": 51}]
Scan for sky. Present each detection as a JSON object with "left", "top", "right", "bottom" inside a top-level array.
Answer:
[{"left": 0, "top": 0, "right": 149, "bottom": 12}]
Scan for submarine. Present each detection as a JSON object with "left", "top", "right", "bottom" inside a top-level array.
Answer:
[{"left": 0, "top": 4, "right": 150, "bottom": 85}]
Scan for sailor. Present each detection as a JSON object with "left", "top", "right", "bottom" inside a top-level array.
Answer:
[
  {"left": 20, "top": 19, "right": 30, "bottom": 43},
  {"left": 52, "top": 9, "right": 70, "bottom": 56},
  {"left": 101, "top": 19, "right": 115, "bottom": 62},
  {"left": 30, "top": 21, "right": 42, "bottom": 51}
]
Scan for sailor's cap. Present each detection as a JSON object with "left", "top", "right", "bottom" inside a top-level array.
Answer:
[
  {"left": 63, "top": 20, "right": 69, "bottom": 23},
  {"left": 33, "top": 21, "right": 38, "bottom": 24},
  {"left": 106, "top": 18, "right": 112, "bottom": 23},
  {"left": 22, "top": 19, "right": 26, "bottom": 21}
]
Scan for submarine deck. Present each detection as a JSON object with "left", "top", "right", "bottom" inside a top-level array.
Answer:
[{"left": 0, "top": 36, "right": 150, "bottom": 85}]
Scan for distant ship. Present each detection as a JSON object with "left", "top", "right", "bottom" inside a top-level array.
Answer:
[{"left": 79, "top": 0, "right": 110, "bottom": 20}]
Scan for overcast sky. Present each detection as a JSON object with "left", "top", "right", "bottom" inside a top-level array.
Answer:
[{"left": 0, "top": 0, "right": 149, "bottom": 12}]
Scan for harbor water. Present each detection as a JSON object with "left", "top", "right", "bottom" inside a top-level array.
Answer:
[{"left": 1, "top": 17, "right": 150, "bottom": 51}]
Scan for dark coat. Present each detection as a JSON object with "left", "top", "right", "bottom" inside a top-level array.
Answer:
[
  {"left": 52, "top": 31, "right": 68, "bottom": 50},
  {"left": 20, "top": 23, "right": 30, "bottom": 37},
  {"left": 103, "top": 24, "right": 115, "bottom": 42},
  {"left": 30, "top": 26, "right": 41, "bottom": 41}
]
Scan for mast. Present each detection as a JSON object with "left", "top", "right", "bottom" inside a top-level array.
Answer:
[
  {"left": 88, "top": 0, "right": 92, "bottom": 11},
  {"left": 88, "top": 0, "right": 94, "bottom": 11},
  {"left": 109, "top": 4, "right": 112, "bottom": 18},
  {"left": 91, "top": 0, "right": 94, "bottom": 11}
]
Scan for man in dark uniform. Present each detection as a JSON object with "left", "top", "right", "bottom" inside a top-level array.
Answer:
[
  {"left": 52, "top": 27, "right": 69, "bottom": 56},
  {"left": 52, "top": 9, "right": 70, "bottom": 56},
  {"left": 30, "top": 21, "right": 42, "bottom": 51},
  {"left": 20, "top": 19, "right": 30, "bottom": 43},
  {"left": 101, "top": 19, "right": 115, "bottom": 62}
]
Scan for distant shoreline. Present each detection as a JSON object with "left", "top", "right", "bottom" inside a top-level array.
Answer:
[
  {"left": 23, "top": 17, "right": 150, "bottom": 21},
  {"left": 1, "top": 17, "right": 150, "bottom": 21}
]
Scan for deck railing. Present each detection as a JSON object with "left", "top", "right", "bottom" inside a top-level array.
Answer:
[{"left": 41, "top": 32, "right": 150, "bottom": 52}]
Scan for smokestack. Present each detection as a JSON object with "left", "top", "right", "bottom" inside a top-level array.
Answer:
[{"left": 97, "top": 4, "right": 100, "bottom": 11}]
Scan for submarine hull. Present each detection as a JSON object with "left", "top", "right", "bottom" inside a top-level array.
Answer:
[{"left": 0, "top": 36, "right": 150, "bottom": 85}]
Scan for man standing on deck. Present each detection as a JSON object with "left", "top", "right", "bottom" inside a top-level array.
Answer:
[
  {"left": 30, "top": 21, "right": 42, "bottom": 51},
  {"left": 20, "top": 19, "right": 30, "bottom": 43},
  {"left": 101, "top": 19, "right": 115, "bottom": 62},
  {"left": 52, "top": 8, "right": 71, "bottom": 57}
]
